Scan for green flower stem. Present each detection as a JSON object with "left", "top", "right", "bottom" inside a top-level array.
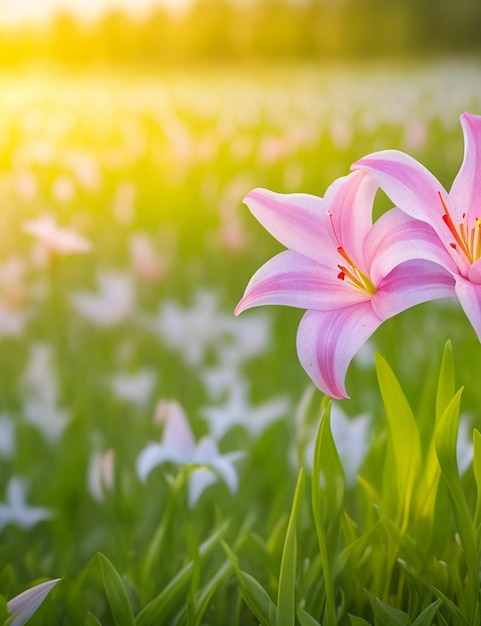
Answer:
[{"left": 139, "top": 470, "right": 188, "bottom": 602}]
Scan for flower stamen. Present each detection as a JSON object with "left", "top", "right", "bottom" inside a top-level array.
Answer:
[
  {"left": 439, "top": 192, "right": 481, "bottom": 264},
  {"left": 328, "top": 210, "right": 376, "bottom": 294}
]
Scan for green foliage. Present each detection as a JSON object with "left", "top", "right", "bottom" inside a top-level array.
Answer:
[
  {"left": 0, "top": 597, "right": 8, "bottom": 625},
  {"left": 135, "top": 523, "right": 228, "bottom": 626},
  {"left": 97, "top": 554, "right": 135, "bottom": 626},
  {"left": 277, "top": 470, "right": 305, "bottom": 626},
  {"left": 371, "top": 597, "right": 412, "bottom": 626},
  {"left": 311, "top": 402, "right": 344, "bottom": 625},
  {"left": 297, "top": 608, "right": 322, "bottom": 626},
  {"left": 375, "top": 353, "right": 422, "bottom": 532},
  {"left": 412, "top": 599, "right": 443, "bottom": 626},
  {"left": 223, "top": 541, "right": 277, "bottom": 625}
]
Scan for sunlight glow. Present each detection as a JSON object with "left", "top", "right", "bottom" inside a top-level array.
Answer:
[{"left": 0, "top": 0, "right": 193, "bottom": 25}]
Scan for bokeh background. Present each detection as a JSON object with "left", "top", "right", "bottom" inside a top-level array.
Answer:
[
  {"left": 1, "top": 0, "right": 481, "bottom": 64},
  {"left": 1, "top": 2, "right": 481, "bottom": 622}
]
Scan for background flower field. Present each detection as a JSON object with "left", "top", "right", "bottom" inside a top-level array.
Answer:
[{"left": 2, "top": 55, "right": 481, "bottom": 624}]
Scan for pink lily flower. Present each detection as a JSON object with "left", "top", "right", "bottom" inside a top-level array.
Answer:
[
  {"left": 235, "top": 171, "right": 455, "bottom": 399},
  {"left": 23, "top": 214, "right": 91, "bottom": 255},
  {"left": 353, "top": 112, "right": 481, "bottom": 340}
]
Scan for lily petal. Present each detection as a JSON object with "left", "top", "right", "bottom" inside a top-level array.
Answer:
[
  {"left": 372, "top": 260, "right": 456, "bottom": 321},
  {"left": 367, "top": 208, "right": 457, "bottom": 284},
  {"left": 136, "top": 443, "right": 187, "bottom": 482},
  {"left": 352, "top": 150, "right": 448, "bottom": 237},
  {"left": 160, "top": 400, "right": 196, "bottom": 455},
  {"left": 243, "top": 188, "right": 338, "bottom": 266},
  {"left": 296, "top": 303, "right": 381, "bottom": 399},
  {"left": 449, "top": 112, "right": 481, "bottom": 221},
  {"left": 454, "top": 276, "right": 481, "bottom": 341},
  {"left": 188, "top": 468, "right": 218, "bottom": 507},
  {"left": 235, "top": 249, "right": 369, "bottom": 315},
  {"left": 323, "top": 170, "right": 378, "bottom": 272},
  {"left": 8, "top": 578, "right": 61, "bottom": 626},
  {"left": 468, "top": 258, "right": 481, "bottom": 284}
]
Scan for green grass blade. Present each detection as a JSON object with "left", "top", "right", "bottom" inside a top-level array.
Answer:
[
  {"left": 136, "top": 522, "right": 228, "bottom": 626},
  {"left": 436, "top": 341, "right": 455, "bottom": 423},
  {"left": 375, "top": 354, "right": 421, "bottom": 532},
  {"left": 97, "top": 553, "right": 136, "bottom": 626},
  {"left": 191, "top": 558, "right": 233, "bottom": 626},
  {"left": 372, "top": 597, "right": 411, "bottom": 626},
  {"left": 238, "top": 570, "right": 277, "bottom": 626},
  {"left": 184, "top": 516, "right": 254, "bottom": 626},
  {"left": 85, "top": 612, "right": 103, "bottom": 626},
  {"left": 311, "top": 402, "right": 344, "bottom": 626},
  {"left": 435, "top": 388, "right": 479, "bottom": 623},
  {"left": 349, "top": 616, "right": 371, "bottom": 626},
  {"left": 313, "top": 401, "right": 345, "bottom": 529},
  {"left": 277, "top": 468, "right": 305, "bottom": 626},
  {"left": 297, "top": 607, "right": 322, "bottom": 626},
  {"left": 0, "top": 597, "right": 9, "bottom": 626},
  {"left": 222, "top": 541, "right": 276, "bottom": 626},
  {"left": 412, "top": 598, "right": 443, "bottom": 626},
  {"left": 397, "top": 559, "right": 468, "bottom": 624},
  {"left": 416, "top": 342, "right": 455, "bottom": 524},
  {"left": 472, "top": 429, "right": 481, "bottom": 530}
]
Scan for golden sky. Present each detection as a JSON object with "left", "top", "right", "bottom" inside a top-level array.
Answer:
[{"left": 0, "top": 0, "right": 193, "bottom": 24}]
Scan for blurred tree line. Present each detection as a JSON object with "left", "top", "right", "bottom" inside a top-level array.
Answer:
[{"left": 1, "top": 0, "right": 480, "bottom": 66}]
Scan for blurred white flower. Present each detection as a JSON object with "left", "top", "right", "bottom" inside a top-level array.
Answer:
[
  {"left": 221, "top": 312, "right": 271, "bottom": 363},
  {"left": 22, "top": 343, "right": 69, "bottom": 443},
  {"left": 23, "top": 214, "right": 91, "bottom": 255},
  {"left": 200, "top": 362, "right": 245, "bottom": 400},
  {"left": 13, "top": 170, "right": 37, "bottom": 202},
  {"left": 52, "top": 175, "right": 75, "bottom": 204},
  {"left": 0, "top": 255, "right": 27, "bottom": 305},
  {"left": 213, "top": 201, "right": 248, "bottom": 253},
  {"left": 144, "top": 290, "right": 226, "bottom": 366},
  {"left": 457, "top": 415, "right": 474, "bottom": 475},
  {"left": 257, "top": 136, "right": 289, "bottom": 165},
  {"left": 0, "top": 415, "right": 16, "bottom": 459},
  {"left": 137, "top": 399, "right": 243, "bottom": 507},
  {"left": 87, "top": 449, "right": 115, "bottom": 502},
  {"left": 0, "top": 477, "right": 53, "bottom": 532},
  {"left": 353, "top": 339, "right": 375, "bottom": 370},
  {"left": 0, "top": 255, "right": 29, "bottom": 325},
  {"left": 0, "top": 303, "right": 29, "bottom": 338},
  {"left": 66, "top": 151, "right": 101, "bottom": 190},
  {"left": 200, "top": 380, "right": 289, "bottom": 439},
  {"left": 70, "top": 271, "right": 135, "bottom": 327},
  {"left": 129, "top": 233, "right": 168, "bottom": 282},
  {"left": 145, "top": 290, "right": 272, "bottom": 368},
  {"left": 330, "top": 404, "right": 370, "bottom": 485},
  {"left": 329, "top": 114, "right": 353, "bottom": 151},
  {"left": 200, "top": 313, "right": 271, "bottom": 400},
  {"left": 109, "top": 368, "right": 156, "bottom": 406},
  {"left": 112, "top": 181, "right": 137, "bottom": 225},
  {"left": 402, "top": 119, "right": 427, "bottom": 152},
  {"left": 301, "top": 394, "right": 371, "bottom": 485}
]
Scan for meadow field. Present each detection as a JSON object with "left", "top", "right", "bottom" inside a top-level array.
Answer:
[{"left": 2, "top": 57, "right": 481, "bottom": 624}]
